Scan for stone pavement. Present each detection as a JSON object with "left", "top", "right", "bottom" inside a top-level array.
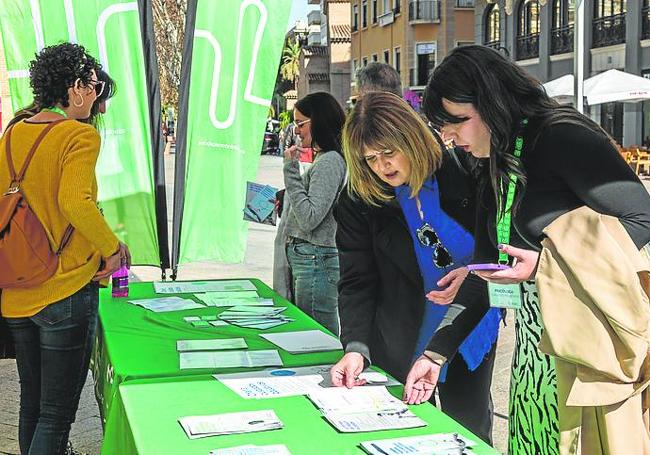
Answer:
[{"left": 2, "top": 153, "right": 646, "bottom": 454}]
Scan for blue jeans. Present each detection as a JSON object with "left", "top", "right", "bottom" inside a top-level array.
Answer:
[
  {"left": 286, "top": 241, "right": 340, "bottom": 336},
  {"left": 6, "top": 282, "right": 99, "bottom": 455}
]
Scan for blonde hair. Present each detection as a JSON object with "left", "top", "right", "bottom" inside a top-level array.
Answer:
[{"left": 342, "top": 91, "right": 443, "bottom": 206}]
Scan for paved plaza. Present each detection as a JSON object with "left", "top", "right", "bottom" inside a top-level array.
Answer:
[{"left": 1, "top": 154, "right": 647, "bottom": 454}]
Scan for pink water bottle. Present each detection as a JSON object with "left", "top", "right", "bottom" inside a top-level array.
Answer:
[{"left": 111, "top": 265, "right": 129, "bottom": 298}]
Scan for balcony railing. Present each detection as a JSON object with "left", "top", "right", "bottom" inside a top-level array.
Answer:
[
  {"left": 592, "top": 13, "right": 626, "bottom": 48},
  {"left": 409, "top": 0, "right": 441, "bottom": 23},
  {"left": 550, "top": 24, "right": 574, "bottom": 54},
  {"left": 484, "top": 40, "right": 501, "bottom": 50},
  {"left": 516, "top": 33, "right": 539, "bottom": 60},
  {"left": 455, "top": 0, "right": 474, "bottom": 7},
  {"left": 643, "top": 6, "right": 650, "bottom": 40}
]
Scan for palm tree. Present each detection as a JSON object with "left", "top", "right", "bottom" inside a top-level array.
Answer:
[{"left": 280, "top": 39, "right": 301, "bottom": 90}]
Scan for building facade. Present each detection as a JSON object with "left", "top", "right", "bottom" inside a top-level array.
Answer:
[
  {"left": 475, "top": 0, "right": 650, "bottom": 146},
  {"left": 323, "top": 0, "right": 352, "bottom": 107},
  {"left": 297, "top": 45, "right": 331, "bottom": 98},
  {"left": 350, "top": 0, "right": 476, "bottom": 100}
]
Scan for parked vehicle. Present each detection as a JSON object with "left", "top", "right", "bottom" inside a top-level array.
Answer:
[
  {"left": 261, "top": 130, "right": 280, "bottom": 155},
  {"left": 261, "top": 119, "right": 280, "bottom": 155}
]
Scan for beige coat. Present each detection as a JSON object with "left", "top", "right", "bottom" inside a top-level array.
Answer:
[{"left": 535, "top": 206, "right": 650, "bottom": 455}]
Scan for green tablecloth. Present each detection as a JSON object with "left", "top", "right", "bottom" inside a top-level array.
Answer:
[
  {"left": 107, "top": 374, "right": 499, "bottom": 455},
  {"left": 92, "top": 279, "right": 499, "bottom": 454},
  {"left": 91, "top": 280, "right": 342, "bottom": 442}
]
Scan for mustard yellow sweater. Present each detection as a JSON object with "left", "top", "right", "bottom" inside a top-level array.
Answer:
[{"left": 0, "top": 120, "right": 119, "bottom": 317}]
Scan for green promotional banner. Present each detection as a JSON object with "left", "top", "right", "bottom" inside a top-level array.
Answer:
[
  {"left": 0, "top": 0, "right": 167, "bottom": 266},
  {"left": 173, "top": 0, "right": 291, "bottom": 266}
]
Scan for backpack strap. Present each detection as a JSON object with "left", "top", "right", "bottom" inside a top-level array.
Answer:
[
  {"left": 5, "top": 118, "right": 74, "bottom": 253},
  {"left": 5, "top": 118, "right": 69, "bottom": 187}
]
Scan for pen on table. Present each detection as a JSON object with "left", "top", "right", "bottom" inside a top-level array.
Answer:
[{"left": 370, "top": 443, "right": 390, "bottom": 455}]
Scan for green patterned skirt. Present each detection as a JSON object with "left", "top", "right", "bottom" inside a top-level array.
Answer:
[{"left": 508, "top": 281, "right": 560, "bottom": 455}]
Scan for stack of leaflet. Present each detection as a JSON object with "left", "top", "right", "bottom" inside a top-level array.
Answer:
[
  {"left": 360, "top": 433, "right": 476, "bottom": 455},
  {"left": 178, "top": 410, "right": 283, "bottom": 439},
  {"left": 307, "top": 386, "right": 426, "bottom": 433},
  {"left": 218, "top": 306, "right": 293, "bottom": 329},
  {"left": 154, "top": 279, "right": 257, "bottom": 294},
  {"left": 195, "top": 292, "right": 273, "bottom": 307},
  {"left": 127, "top": 297, "right": 205, "bottom": 312}
]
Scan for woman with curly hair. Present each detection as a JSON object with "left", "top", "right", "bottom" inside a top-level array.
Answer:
[{"left": 0, "top": 42, "right": 129, "bottom": 455}]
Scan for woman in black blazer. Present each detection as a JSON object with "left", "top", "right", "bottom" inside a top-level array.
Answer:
[{"left": 330, "top": 92, "right": 501, "bottom": 444}]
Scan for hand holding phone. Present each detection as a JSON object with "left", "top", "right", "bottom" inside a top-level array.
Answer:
[{"left": 466, "top": 263, "right": 511, "bottom": 272}]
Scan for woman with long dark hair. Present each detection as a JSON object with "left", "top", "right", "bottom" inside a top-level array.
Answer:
[
  {"left": 418, "top": 45, "right": 650, "bottom": 454},
  {"left": 280, "top": 92, "right": 347, "bottom": 336}
]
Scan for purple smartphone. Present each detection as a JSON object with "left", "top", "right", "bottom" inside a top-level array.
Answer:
[{"left": 466, "top": 263, "right": 511, "bottom": 272}]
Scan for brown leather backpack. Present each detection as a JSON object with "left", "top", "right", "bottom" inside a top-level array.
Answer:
[{"left": 0, "top": 119, "right": 74, "bottom": 289}]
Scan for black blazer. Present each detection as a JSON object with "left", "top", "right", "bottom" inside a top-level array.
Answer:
[{"left": 334, "top": 151, "right": 484, "bottom": 382}]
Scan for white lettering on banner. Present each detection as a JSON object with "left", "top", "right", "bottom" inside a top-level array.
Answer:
[
  {"left": 105, "top": 128, "right": 128, "bottom": 136},
  {"left": 197, "top": 140, "right": 245, "bottom": 154},
  {"left": 194, "top": 0, "right": 271, "bottom": 130}
]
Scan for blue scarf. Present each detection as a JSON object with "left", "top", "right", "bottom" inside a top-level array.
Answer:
[{"left": 395, "top": 177, "right": 501, "bottom": 382}]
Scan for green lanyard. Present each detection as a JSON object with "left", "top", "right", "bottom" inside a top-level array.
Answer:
[
  {"left": 495, "top": 119, "right": 527, "bottom": 264},
  {"left": 42, "top": 106, "right": 68, "bottom": 118}
]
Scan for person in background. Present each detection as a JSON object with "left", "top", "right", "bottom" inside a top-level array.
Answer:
[
  {"left": 281, "top": 92, "right": 347, "bottom": 336},
  {"left": 331, "top": 92, "right": 501, "bottom": 443},
  {"left": 420, "top": 45, "right": 650, "bottom": 454},
  {"left": 355, "top": 62, "right": 403, "bottom": 97},
  {"left": 0, "top": 43, "right": 129, "bottom": 455},
  {"left": 86, "top": 69, "right": 115, "bottom": 126}
]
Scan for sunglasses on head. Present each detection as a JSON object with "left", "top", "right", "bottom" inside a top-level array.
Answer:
[{"left": 416, "top": 223, "right": 453, "bottom": 268}]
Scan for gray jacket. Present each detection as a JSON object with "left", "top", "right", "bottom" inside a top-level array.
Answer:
[{"left": 282, "top": 150, "right": 346, "bottom": 247}]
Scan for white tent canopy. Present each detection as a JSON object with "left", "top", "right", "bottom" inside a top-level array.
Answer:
[
  {"left": 543, "top": 69, "right": 650, "bottom": 106},
  {"left": 583, "top": 69, "right": 650, "bottom": 105},
  {"left": 542, "top": 74, "right": 574, "bottom": 104},
  {"left": 543, "top": 74, "right": 574, "bottom": 99}
]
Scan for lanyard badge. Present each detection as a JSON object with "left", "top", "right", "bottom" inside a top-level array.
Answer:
[{"left": 489, "top": 120, "right": 528, "bottom": 310}]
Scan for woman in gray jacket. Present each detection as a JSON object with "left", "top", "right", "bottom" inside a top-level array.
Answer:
[{"left": 281, "top": 92, "right": 346, "bottom": 336}]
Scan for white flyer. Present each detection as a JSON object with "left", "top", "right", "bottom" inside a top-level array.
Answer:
[
  {"left": 214, "top": 365, "right": 399, "bottom": 399},
  {"left": 260, "top": 330, "right": 342, "bottom": 353},
  {"left": 178, "top": 410, "right": 282, "bottom": 439},
  {"left": 179, "top": 350, "right": 283, "bottom": 369},
  {"left": 216, "top": 373, "right": 325, "bottom": 399},
  {"left": 176, "top": 338, "right": 247, "bottom": 352},
  {"left": 360, "top": 433, "right": 476, "bottom": 455},
  {"left": 154, "top": 280, "right": 257, "bottom": 294},
  {"left": 127, "top": 297, "right": 205, "bottom": 313},
  {"left": 307, "top": 386, "right": 426, "bottom": 433},
  {"left": 308, "top": 386, "right": 405, "bottom": 414}
]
